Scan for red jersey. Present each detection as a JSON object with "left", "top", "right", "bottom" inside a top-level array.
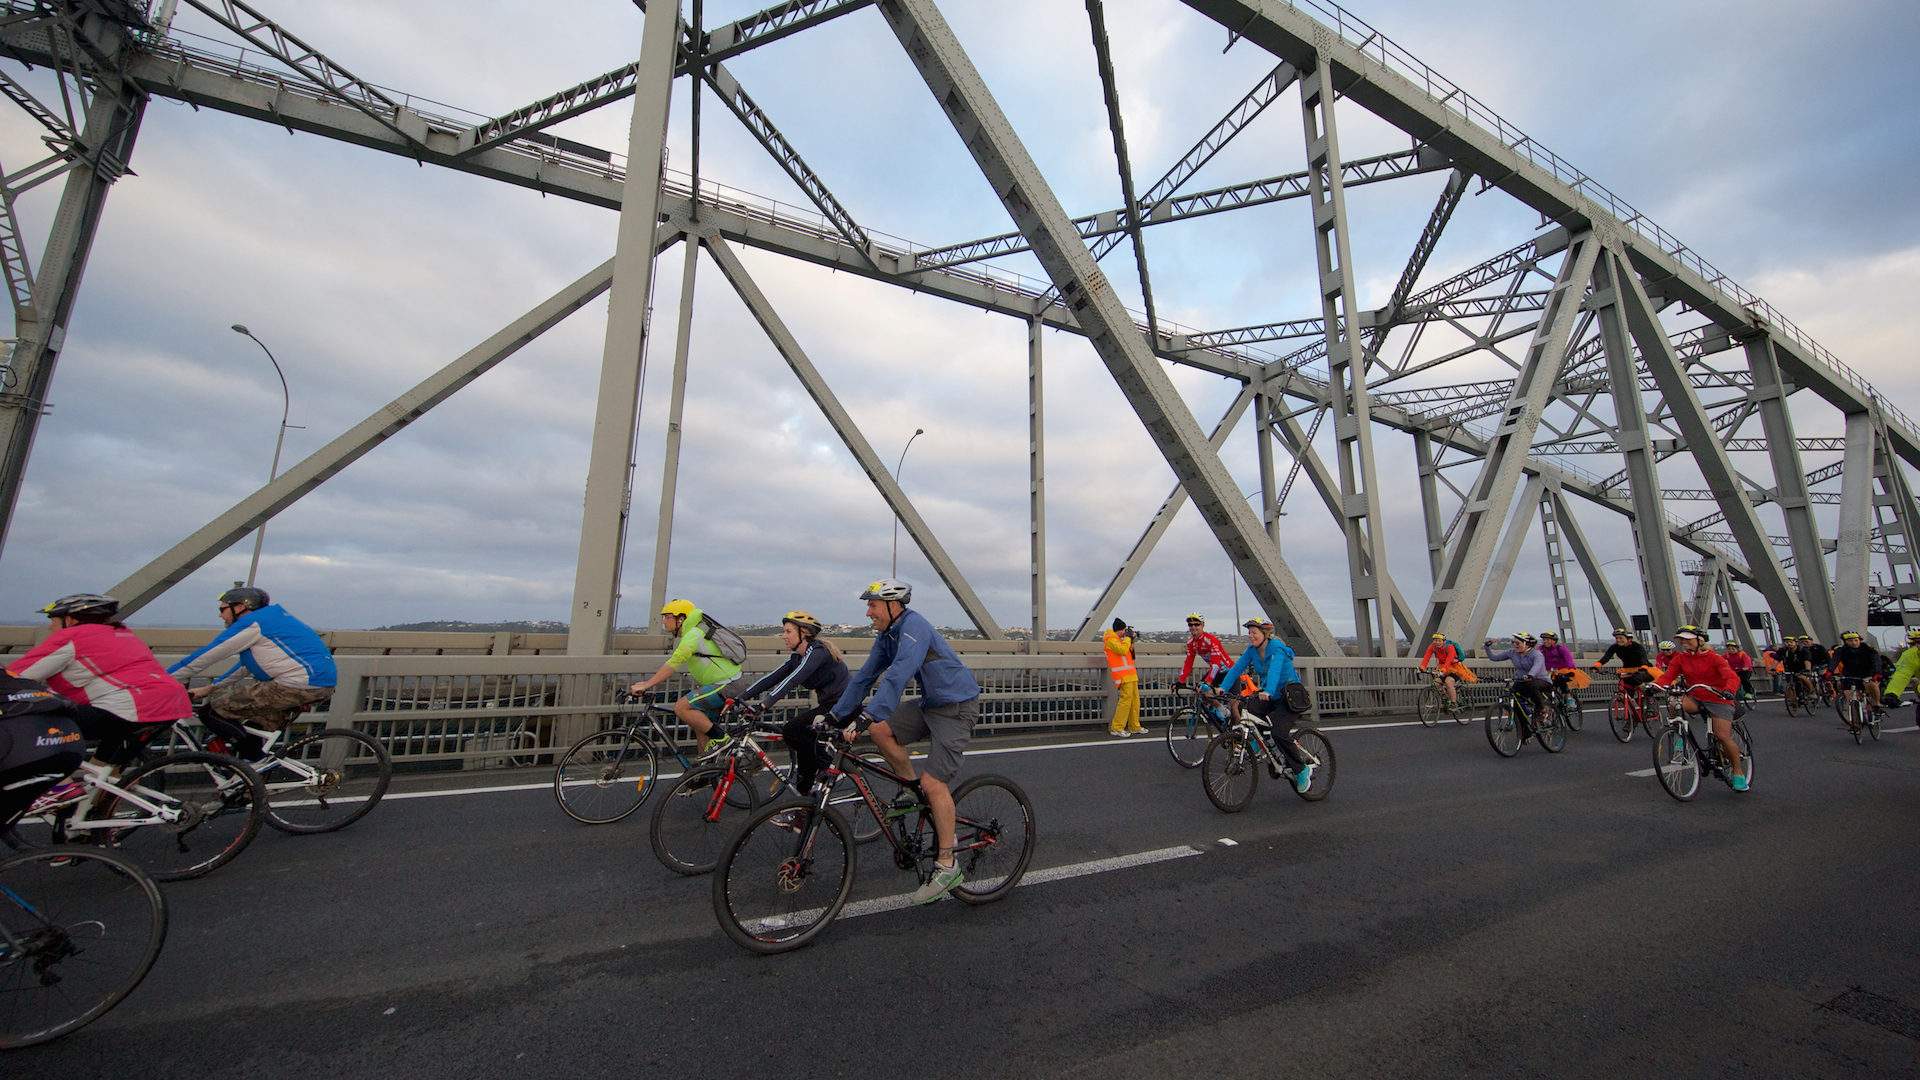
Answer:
[
  {"left": 1180, "top": 631, "right": 1232, "bottom": 684},
  {"left": 1654, "top": 648, "right": 1739, "bottom": 703}
]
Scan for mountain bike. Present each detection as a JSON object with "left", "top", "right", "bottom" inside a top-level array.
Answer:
[
  {"left": 4, "top": 753, "right": 265, "bottom": 882},
  {"left": 1167, "top": 683, "right": 1235, "bottom": 767},
  {"left": 1651, "top": 685, "right": 1753, "bottom": 801},
  {"left": 1782, "top": 672, "right": 1813, "bottom": 717},
  {"left": 0, "top": 845, "right": 167, "bottom": 1049},
  {"left": 1832, "top": 676, "right": 1884, "bottom": 744},
  {"left": 1416, "top": 670, "right": 1467, "bottom": 727},
  {"left": 1200, "top": 714, "right": 1335, "bottom": 812},
  {"left": 712, "top": 721, "right": 1034, "bottom": 954},
  {"left": 1602, "top": 671, "right": 1657, "bottom": 743},
  {"left": 552, "top": 691, "right": 711, "bottom": 825},
  {"left": 1548, "top": 677, "right": 1584, "bottom": 733},
  {"left": 156, "top": 718, "right": 391, "bottom": 834},
  {"left": 1485, "top": 681, "right": 1565, "bottom": 756}
]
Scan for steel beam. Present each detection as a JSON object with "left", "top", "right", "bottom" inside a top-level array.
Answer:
[
  {"left": 1538, "top": 490, "right": 1580, "bottom": 649},
  {"left": 565, "top": 0, "right": 679, "bottom": 654},
  {"left": 1413, "top": 428, "right": 1445, "bottom": 583},
  {"left": 1382, "top": 168, "right": 1469, "bottom": 323},
  {"left": 702, "top": 234, "right": 1003, "bottom": 639},
  {"left": 1833, "top": 410, "right": 1875, "bottom": 632},
  {"left": 646, "top": 236, "right": 700, "bottom": 622},
  {"left": 1718, "top": 569, "right": 1756, "bottom": 653},
  {"left": 1614, "top": 247, "right": 1812, "bottom": 638},
  {"left": 1420, "top": 233, "right": 1597, "bottom": 643},
  {"left": 1084, "top": 0, "right": 1158, "bottom": 338},
  {"left": 1549, "top": 485, "right": 1628, "bottom": 637},
  {"left": 1870, "top": 416, "right": 1920, "bottom": 631},
  {"left": 1686, "top": 555, "right": 1721, "bottom": 626},
  {"left": 1028, "top": 316, "right": 1047, "bottom": 648},
  {"left": 1462, "top": 472, "right": 1548, "bottom": 649},
  {"left": 108, "top": 255, "right": 623, "bottom": 615},
  {"left": 880, "top": 0, "right": 1336, "bottom": 655},
  {"left": 1255, "top": 392, "right": 1280, "bottom": 547}
]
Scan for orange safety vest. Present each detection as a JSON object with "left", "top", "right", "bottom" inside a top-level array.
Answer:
[{"left": 1102, "top": 630, "right": 1138, "bottom": 683}]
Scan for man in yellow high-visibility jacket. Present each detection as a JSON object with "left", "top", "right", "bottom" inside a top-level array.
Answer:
[{"left": 1104, "top": 618, "right": 1142, "bottom": 737}]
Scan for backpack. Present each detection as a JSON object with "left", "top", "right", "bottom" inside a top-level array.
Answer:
[{"left": 693, "top": 615, "right": 748, "bottom": 667}]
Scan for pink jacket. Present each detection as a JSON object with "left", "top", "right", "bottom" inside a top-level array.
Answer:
[{"left": 8, "top": 623, "right": 193, "bottom": 724}]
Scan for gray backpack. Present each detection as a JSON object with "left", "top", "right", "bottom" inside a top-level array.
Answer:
[{"left": 694, "top": 615, "right": 748, "bottom": 667}]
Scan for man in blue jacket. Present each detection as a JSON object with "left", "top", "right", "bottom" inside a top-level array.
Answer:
[
  {"left": 1218, "top": 618, "right": 1315, "bottom": 794},
  {"left": 169, "top": 586, "right": 336, "bottom": 760},
  {"left": 833, "top": 578, "right": 981, "bottom": 904}
]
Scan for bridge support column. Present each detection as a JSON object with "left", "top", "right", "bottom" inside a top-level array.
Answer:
[
  {"left": 1255, "top": 393, "right": 1281, "bottom": 548},
  {"left": 1414, "top": 429, "right": 1446, "bottom": 584},
  {"left": 646, "top": 236, "right": 701, "bottom": 621},
  {"left": 1871, "top": 416, "right": 1920, "bottom": 633},
  {"left": 1547, "top": 485, "right": 1629, "bottom": 649},
  {"left": 1745, "top": 333, "right": 1838, "bottom": 641},
  {"left": 1834, "top": 410, "right": 1875, "bottom": 632},
  {"left": 1538, "top": 489, "right": 1580, "bottom": 650},
  {"left": 1463, "top": 473, "right": 1549, "bottom": 649},
  {"left": 1028, "top": 315, "right": 1047, "bottom": 650}
]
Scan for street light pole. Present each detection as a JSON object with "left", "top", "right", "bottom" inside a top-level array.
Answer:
[
  {"left": 231, "top": 324, "right": 291, "bottom": 588},
  {"left": 890, "top": 427, "right": 924, "bottom": 577}
]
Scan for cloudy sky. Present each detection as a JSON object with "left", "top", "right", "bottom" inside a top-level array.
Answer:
[{"left": 2, "top": 0, "right": 1917, "bottom": 642}]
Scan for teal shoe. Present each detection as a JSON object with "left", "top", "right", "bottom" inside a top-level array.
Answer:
[
  {"left": 1292, "top": 762, "right": 1315, "bottom": 794},
  {"left": 1730, "top": 772, "right": 1750, "bottom": 793}
]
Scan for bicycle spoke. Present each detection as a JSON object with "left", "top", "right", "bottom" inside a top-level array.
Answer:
[
  {"left": 0, "top": 848, "right": 167, "bottom": 1049},
  {"left": 714, "top": 805, "right": 853, "bottom": 953}
]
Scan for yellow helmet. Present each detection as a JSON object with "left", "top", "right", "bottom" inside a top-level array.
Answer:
[
  {"left": 660, "top": 599, "right": 696, "bottom": 619},
  {"left": 782, "top": 610, "right": 823, "bottom": 635}
]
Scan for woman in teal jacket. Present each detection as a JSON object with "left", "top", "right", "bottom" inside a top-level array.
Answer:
[{"left": 1218, "top": 619, "right": 1313, "bottom": 793}]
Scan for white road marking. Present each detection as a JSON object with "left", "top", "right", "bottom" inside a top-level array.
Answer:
[
  {"left": 1218, "top": 837, "right": 1238, "bottom": 846},
  {"left": 1625, "top": 767, "right": 1658, "bottom": 778}
]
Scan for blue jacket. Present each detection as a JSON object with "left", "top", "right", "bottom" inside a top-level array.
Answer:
[
  {"left": 169, "top": 604, "right": 337, "bottom": 689},
  {"left": 832, "top": 609, "right": 980, "bottom": 724},
  {"left": 1220, "top": 638, "right": 1300, "bottom": 697},
  {"left": 1486, "top": 646, "right": 1547, "bottom": 682}
]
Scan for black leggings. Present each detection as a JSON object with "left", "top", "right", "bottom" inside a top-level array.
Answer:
[
  {"left": 780, "top": 707, "right": 836, "bottom": 794},
  {"left": 1511, "top": 678, "right": 1549, "bottom": 721},
  {"left": 197, "top": 704, "right": 267, "bottom": 760},
  {"left": 72, "top": 705, "right": 167, "bottom": 767},
  {"left": 1241, "top": 697, "right": 1307, "bottom": 769}
]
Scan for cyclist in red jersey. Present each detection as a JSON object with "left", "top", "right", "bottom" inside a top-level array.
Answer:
[{"left": 1174, "top": 613, "right": 1231, "bottom": 690}]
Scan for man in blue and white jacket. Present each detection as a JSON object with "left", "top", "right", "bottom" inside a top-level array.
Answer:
[{"left": 170, "top": 586, "right": 336, "bottom": 759}]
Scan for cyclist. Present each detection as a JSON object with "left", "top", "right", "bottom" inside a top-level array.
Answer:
[
  {"left": 1805, "top": 636, "right": 1836, "bottom": 700},
  {"left": 167, "top": 586, "right": 336, "bottom": 763},
  {"left": 1760, "top": 643, "right": 1783, "bottom": 693},
  {"left": 831, "top": 578, "right": 981, "bottom": 905},
  {"left": 0, "top": 670, "right": 88, "bottom": 826},
  {"left": 627, "top": 599, "right": 744, "bottom": 758},
  {"left": 1721, "top": 640, "right": 1754, "bottom": 699},
  {"left": 1591, "top": 627, "right": 1657, "bottom": 703},
  {"left": 1654, "top": 640, "right": 1677, "bottom": 672},
  {"left": 1217, "top": 618, "right": 1315, "bottom": 793},
  {"left": 732, "top": 611, "right": 848, "bottom": 796},
  {"left": 1174, "top": 613, "right": 1234, "bottom": 729},
  {"left": 1417, "top": 632, "right": 1476, "bottom": 707},
  {"left": 1882, "top": 628, "right": 1920, "bottom": 708},
  {"left": 1484, "top": 633, "right": 1551, "bottom": 729},
  {"left": 1779, "top": 636, "right": 1815, "bottom": 704},
  {"left": 1653, "top": 626, "right": 1747, "bottom": 792},
  {"left": 1827, "top": 631, "right": 1883, "bottom": 728},
  {"left": 7, "top": 594, "right": 193, "bottom": 806},
  {"left": 1536, "top": 631, "right": 1586, "bottom": 696},
  {"left": 1103, "top": 618, "right": 1142, "bottom": 738}
]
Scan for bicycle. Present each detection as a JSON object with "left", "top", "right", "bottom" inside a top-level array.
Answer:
[
  {"left": 1485, "top": 681, "right": 1565, "bottom": 756},
  {"left": 0, "top": 845, "right": 167, "bottom": 1049},
  {"left": 1650, "top": 685, "right": 1753, "bottom": 801},
  {"left": 712, "top": 721, "right": 1035, "bottom": 954},
  {"left": 1415, "top": 670, "right": 1468, "bottom": 727},
  {"left": 156, "top": 717, "right": 392, "bottom": 834},
  {"left": 1782, "top": 671, "right": 1814, "bottom": 717},
  {"left": 651, "top": 711, "right": 897, "bottom": 876},
  {"left": 1200, "top": 712, "right": 1335, "bottom": 812},
  {"left": 1601, "top": 671, "right": 1657, "bottom": 743},
  {"left": 1832, "top": 676, "right": 1884, "bottom": 744},
  {"left": 552, "top": 691, "right": 711, "bottom": 825},
  {"left": 4, "top": 752, "right": 265, "bottom": 882},
  {"left": 1816, "top": 670, "right": 1838, "bottom": 708},
  {"left": 1548, "top": 678, "right": 1585, "bottom": 734},
  {"left": 1166, "top": 684, "right": 1235, "bottom": 767}
]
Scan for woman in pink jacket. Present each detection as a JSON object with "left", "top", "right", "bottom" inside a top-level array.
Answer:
[{"left": 7, "top": 594, "right": 193, "bottom": 775}]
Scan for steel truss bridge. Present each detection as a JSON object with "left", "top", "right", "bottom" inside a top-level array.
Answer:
[{"left": 2, "top": 0, "right": 1917, "bottom": 659}]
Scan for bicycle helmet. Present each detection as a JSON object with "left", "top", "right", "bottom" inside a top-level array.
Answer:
[
  {"left": 1658, "top": 640, "right": 1675, "bottom": 650},
  {"left": 1610, "top": 627, "right": 1631, "bottom": 637},
  {"left": 858, "top": 578, "right": 912, "bottom": 604},
  {"left": 782, "top": 610, "right": 823, "bottom": 635},
  {"left": 1242, "top": 617, "right": 1270, "bottom": 632},
  {"left": 1907, "top": 628, "right": 1920, "bottom": 641},
  {"left": 1841, "top": 630, "right": 1862, "bottom": 641},
  {"left": 217, "top": 586, "right": 270, "bottom": 612},
  {"left": 1539, "top": 631, "right": 1559, "bottom": 641},
  {"left": 659, "top": 598, "right": 696, "bottom": 619},
  {"left": 1431, "top": 632, "right": 1446, "bottom": 640},
  {"left": 1185, "top": 613, "right": 1206, "bottom": 625},
  {"left": 39, "top": 593, "right": 119, "bottom": 619}
]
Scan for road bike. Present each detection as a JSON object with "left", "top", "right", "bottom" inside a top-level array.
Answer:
[
  {"left": 1485, "top": 681, "right": 1565, "bottom": 757},
  {"left": 1166, "top": 683, "right": 1236, "bottom": 766},
  {"left": 1602, "top": 670, "right": 1657, "bottom": 743},
  {"left": 712, "top": 723, "right": 1034, "bottom": 954},
  {"left": 1415, "top": 670, "right": 1468, "bottom": 727},
  {"left": 0, "top": 845, "right": 166, "bottom": 1049},
  {"left": 156, "top": 717, "right": 391, "bottom": 834},
  {"left": 1199, "top": 711, "right": 1335, "bottom": 812},
  {"left": 1548, "top": 678, "right": 1584, "bottom": 734},
  {"left": 651, "top": 712, "right": 897, "bottom": 875},
  {"left": 4, "top": 752, "right": 265, "bottom": 881},
  {"left": 1650, "top": 685, "right": 1753, "bottom": 801},
  {"left": 1832, "top": 676, "right": 1885, "bottom": 744}
]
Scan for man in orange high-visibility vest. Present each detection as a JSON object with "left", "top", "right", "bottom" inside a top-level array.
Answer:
[{"left": 1103, "top": 618, "right": 1142, "bottom": 737}]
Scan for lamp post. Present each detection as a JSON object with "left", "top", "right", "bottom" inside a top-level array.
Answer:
[
  {"left": 231, "top": 324, "right": 292, "bottom": 588},
  {"left": 890, "top": 427, "right": 924, "bottom": 577},
  {"left": 1587, "top": 556, "right": 1636, "bottom": 651}
]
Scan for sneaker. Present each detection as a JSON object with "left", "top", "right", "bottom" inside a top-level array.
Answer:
[
  {"left": 698, "top": 733, "right": 733, "bottom": 759},
  {"left": 1730, "top": 772, "right": 1750, "bottom": 793},
  {"left": 910, "top": 862, "right": 964, "bottom": 905},
  {"left": 768, "top": 808, "right": 808, "bottom": 833},
  {"left": 26, "top": 781, "right": 86, "bottom": 815},
  {"left": 1109, "top": 729, "right": 1127, "bottom": 738},
  {"left": 1292, "top": 763, "right": 1315, "bottom": 795}
]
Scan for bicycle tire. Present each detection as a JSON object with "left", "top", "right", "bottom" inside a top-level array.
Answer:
[
  {"left": 949, "top": 774, "right": 1036, "bottom": 905},
  {"left": 1868, "top": 709, "right": 1882, "bottom": 741},
  {"left": 0, "top": 846, "right": 168, "bottom": 1049},
  {"left": 712, "top": 803, "right": 854, "bottom": 955},
  {"left": 1485, "top": 702, "right": 1521, "bottom": 757},
  {"left": 1731, "top": 720, "right": 1754, "bottom": 787},
  {"left": 1560, "top": 694, "right": 1584, "bottom": 733},
  {"left": 262, "top": 729, "right": 392, "bottom": 834},
  {"left": 95, "top": 752, "right": 265, "bottom": 882},
  {"left": 1165, "top": 706, "right": 1212, "bottom": 768},
  {"left": 650, "top": 766, "right": 763, "bottom": 876},
  {"left": 1608, "top": 692, "right": 1634, "bottom": 743},
  {"left": 553, "top": 729, "right": 660, "bottom": 825},
  {"left": 1653, "top": 724, "right": 1701, "bottom": 802},
  {"left": 1417, "top": 686, "right": 1442, "bottom": 727},
  {"left": 1535, "top": 706, "right": 1567, "bottom": 753},
  {"left": 1291, "top": 727, "right": 1336, "bottom": 802},
  {"left": 1200, "top": 731, "right": 1258, "bottom": 813}
]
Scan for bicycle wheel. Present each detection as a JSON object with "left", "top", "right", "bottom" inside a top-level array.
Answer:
[
  {"left": 1653, "top": 725, "right": 1701, "bottom": 802},
  {"left": 1868, "top": 708, "right": 1882, "bottom": 741},
  {"left": 1165, "top": 706, "right": 1212, "bottom": 767},
  {"left": 949, "top": 774, "right": 1036, "bottom": 905},
  {"left": 96, "top": 752, "right": 265, "bottom": 882},
  {"left": 1731, "top": 721, "right": 1754, "bottom": 785},
  {"left": 1560, "top": 694, "right": 1584, "bottom": 733},
  {"left": 1290, "top": 727, "right": 1336, "bottom": 801},
  {"left": 262, "top": 729, "right": 392, "bottom": 834},
  {"left": 712, "top": 803, "right": 854, "bottom": 955},
  {"left": 1535, "top": 705, "right": 1567, "bottom": 753},
  {"left": 553, "top": 729, "right": 659, "bottom": 825},
  {"left": 1608, "top": 692, "right": 1634, "bottom": 743},
  {"left": 1485, "top": 702, "right": 1521, "bottom": 757},
  {"left": 0, "top": 846, "right": 168, "bottom": 1049},
  {"left": 650, "top": 766, "right": 763, "bottom": 876},
  {"left": 1200, "top": 731, "right": 1258, "bottom": 813},
  {"left": 1417, "top": 686, "right": 1442, "bottom": 727}
]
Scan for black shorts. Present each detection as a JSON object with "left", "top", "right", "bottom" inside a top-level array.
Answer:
[{"left": 73, "top": 705, "right": 173, "bottom": 766}]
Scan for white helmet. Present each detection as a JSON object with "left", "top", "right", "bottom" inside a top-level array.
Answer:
[{"left": 858, "top": 578, "right": 912, "bottom": 603}]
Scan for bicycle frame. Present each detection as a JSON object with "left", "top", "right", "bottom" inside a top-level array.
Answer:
[
  {"left": 794, "top": 741, "right": 998, "bottom": 878},
  {"left": 1171, "top": 685, "right": 1234, "bottom": 729},
  {"left": 18, "top": 761, "right": 182, "bottom": 835}
]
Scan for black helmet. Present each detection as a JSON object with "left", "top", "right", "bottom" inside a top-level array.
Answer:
[
  {"left": 40, "top": 593, "right": 119, "bottom": 620},
  {"left": 218, "top": 586, "right": 270, "bottom": 612}
]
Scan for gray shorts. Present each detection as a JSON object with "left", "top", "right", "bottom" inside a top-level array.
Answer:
[
  {"left": 877, "top": 696, "right": 976, "bottom": 784},
  {"left": 1692, "top": 698, "right": 1734, "bottom": 722}
]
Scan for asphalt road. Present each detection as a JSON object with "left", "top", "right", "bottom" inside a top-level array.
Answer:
[{"left": 18, "top": 701, "right": 1920, "bottom": 1078}]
